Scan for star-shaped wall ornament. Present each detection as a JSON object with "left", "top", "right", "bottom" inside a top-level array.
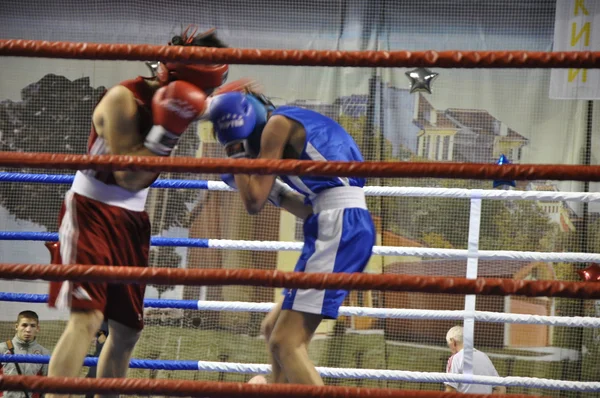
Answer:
[{"left": 405, "top": 67, "right": 439, "bottom": 94}]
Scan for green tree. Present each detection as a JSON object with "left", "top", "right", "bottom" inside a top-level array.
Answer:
[
  {"left": 0, "top": 73, "right": 197, "bottom": 234},
  {"left": 480, "top": 200, "right": 554, "bottom": 251},
  {"left": 336, "top": 115, "right": 394, "bottom": 162},
  {"left": 381, "top": 176, "right": 559, "bottom": 252},
  {"left": 0, "top": 75, "right": 103, "bottom": 231},
  {"left": 383, "top": 179, "right": 483, "bottom": 248},
  {"left": 422, "top": 232, "right": 454, "bottom": 248}
]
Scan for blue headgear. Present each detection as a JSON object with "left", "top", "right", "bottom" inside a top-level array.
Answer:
[{"left": 209, "top": 91, "right": 275, "bottom": 158}]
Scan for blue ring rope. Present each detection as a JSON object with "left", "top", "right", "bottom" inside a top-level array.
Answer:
[
  {"left": 0, "top": 354, "right": 201, "bottom": 371},
  {"left": 0, "top": 172, "right": 210, "bottom": 189},
  {"left": 0, "top": 293, "right": 200, "bottom": 310},
  {"left": 0, "top": 232, "right": 210, "bottom": 248},
  {"left": 0, "top": 172, "right": 222, "bottom": 246}
]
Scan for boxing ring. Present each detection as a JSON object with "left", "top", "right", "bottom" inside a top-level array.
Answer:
[{"left": 0, "top": 40, "right": 599, "bottom": 397}]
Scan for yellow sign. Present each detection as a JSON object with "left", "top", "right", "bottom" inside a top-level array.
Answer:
[{"left": 549, "top": 0, "right": 600, "bottom": 99}]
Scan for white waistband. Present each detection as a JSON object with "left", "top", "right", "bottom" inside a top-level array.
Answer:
[
  {"left": 71, "top": 171, "right": 149, "bottom": 212},
  {"left": 312, "top": 186, "right": 367, "bottom": 213}
]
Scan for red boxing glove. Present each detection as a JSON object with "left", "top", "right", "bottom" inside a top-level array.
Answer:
[{"left": 145, "top": 80, "right": 207, "bottom": 156}]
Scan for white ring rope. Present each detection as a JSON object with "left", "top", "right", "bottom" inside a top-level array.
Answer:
[
  {"left": 202, "top": 182, "right": 600, "bottom": 262},
  {"left": 182, "top": 301, "right": 600, "bottom": 328},
  {"left": 159, "top": 183, "right": 600, "bottom": 392},
  {"left": 193, "top": 360, "right": 599, "bottom": 391},
  {"left": 206, "top": 181, "right": 600, "bottom": 202},
  {"left": 207, "top": 239, "right": 600, "bottom": 263}
]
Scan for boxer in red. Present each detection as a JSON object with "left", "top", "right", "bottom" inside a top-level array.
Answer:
[{"left": 46, "top": 27, "right": 228, "bottom": 398}]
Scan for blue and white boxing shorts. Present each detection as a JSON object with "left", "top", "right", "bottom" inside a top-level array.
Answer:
[{"left": 282, "top": 186, "right": 375, "bottom": 319}]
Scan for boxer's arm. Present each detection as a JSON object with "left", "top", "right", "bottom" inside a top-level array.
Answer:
[
  {"left": 280, "top": 192, "right": 313, "bottom": 220},
  {"left": 92, "top": 85, "right": 160, "bottom": 191},
  {"left": 233, "top": 115, "right": 292, "bottom": 214}
]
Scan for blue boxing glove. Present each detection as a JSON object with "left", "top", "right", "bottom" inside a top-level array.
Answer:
[
  {"left": 221, "top": 174, "right": 294, "bottom": 207},
  {"left": 209, "top": 92, "right": 258, "bottom": 158}
]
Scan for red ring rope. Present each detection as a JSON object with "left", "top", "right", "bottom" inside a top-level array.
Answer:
[
  {"left": 0, "top": 39, "right": 598, "bottom": 68},
  {"left": 0, "top": 264, "right": 597, "bottom": 299},
  {"left": 0, "top": 375, "right": 549, "bottom": 398},
  {"left": 1, "top": 152, "right": 600, "bottom": 182},
  {"left": 0, "top": 37, "right": 588, "bottom": 398}
]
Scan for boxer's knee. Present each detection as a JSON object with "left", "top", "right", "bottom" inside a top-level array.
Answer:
[
  {"left": 267, "top": 331, "right": 284, "bottom": 361},
  {"left": 267, "top": 322, "right": 296, "bottom": 362},
  {"left": 108, "top": 319, "right": 141, "bottom": 351},
  {"left": 261, "top": 302, "right": 283, "bottom": 341},
  {"left": 67, "top": 309, "right": 104, "bottom": 341},
  {"left": 268, "top": 310, "right": 321, "bottom": 364},
  {"left": 261, "top": 316, "right": 275, "bottom": 341},
  {"left": 267, "top": 328, "right": 302, "bottom": 365}
]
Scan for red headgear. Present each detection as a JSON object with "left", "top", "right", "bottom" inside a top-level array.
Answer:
[
  {"left": 153, "top": 27, "right": 229, "bottom": 92},
  {"left": 156, "top": 62, "right": 228, "bottom": 92}
]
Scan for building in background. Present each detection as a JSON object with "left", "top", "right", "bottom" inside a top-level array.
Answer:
[
  {"left": 415, "top": 95, "right": 529, "bottom": 164},
  {"left": 527, "top": 182, "right": 576, "bottom": 233},
  {"left": 384, "top": 259, "right": 557, "bottom": 350}
]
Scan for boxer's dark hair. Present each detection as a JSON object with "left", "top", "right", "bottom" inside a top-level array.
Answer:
[{"left": 170, "top": 26, "right": 228, "bottom": 48}]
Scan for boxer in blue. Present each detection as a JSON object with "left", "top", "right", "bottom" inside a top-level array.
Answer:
[{"left": 209, "top": 91, "right": 375, "bottom": 386}]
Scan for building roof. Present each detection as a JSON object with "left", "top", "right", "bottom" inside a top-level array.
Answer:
[
  {"left": 384, "top": 259, "right": 535, "bottom": 278},
  {"left": 382, "top": 230, "right": 424, "bottom": 248},
  {"left": 371, "top": 216, "right": 425, "bottom": 248},
  {"left": 526, "top": 182, "right": 558, "bottom": 192},
  {"left": 414, "top": 95, "right": 527, "bottom": 142},
  {"left": 414, "top": 94, "right": 456, "bottom": 129},
  {"left": 445, "top": 108, "right": 527, "bottom": 141}
]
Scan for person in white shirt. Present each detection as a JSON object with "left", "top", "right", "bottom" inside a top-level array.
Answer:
[{"left": 444, "top": 326, "right": 506, "bottom": 395}]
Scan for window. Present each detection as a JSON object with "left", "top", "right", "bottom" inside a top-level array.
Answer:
[
  {"left": 357, "top": 291, "right": 365, "bottom": 306},
  {"left": 295, "top": 217, "right": 304, "bottom": 241},
  {"left": 423, "top": 136, "right": 430, "bottom": 159},
  {"left": 442, "top": 136, "right": 451, "bottom": 160}
]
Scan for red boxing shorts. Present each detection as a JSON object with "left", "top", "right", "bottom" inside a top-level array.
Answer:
[{"left": 48, "top": 191, "right": 151, "bottom": 330}]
